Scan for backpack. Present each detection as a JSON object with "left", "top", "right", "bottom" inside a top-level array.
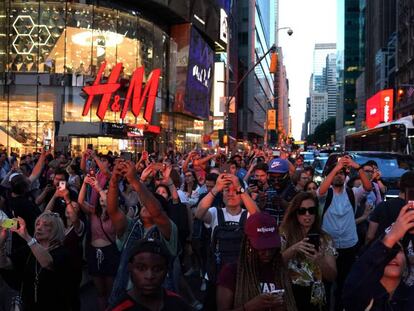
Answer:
[
  {"left": 209, "top": 207, "right": 248, "bottom": 279},
  {"left": 322, "top": 187, "right": 356, "bottom": 219}
]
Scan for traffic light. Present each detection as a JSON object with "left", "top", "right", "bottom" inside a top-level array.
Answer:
[
  {"left": 270, "top": 52, "right": 278, "bottom": 74},
  {"left": 397, "top": 88, "right": 404, "bottom": 102},
  {"left": 218, "top": 129, "right": 228, "bottom": 147}
]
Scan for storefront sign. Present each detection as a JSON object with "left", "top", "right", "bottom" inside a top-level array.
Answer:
[
  {"left": 267, "top": 109, "right": 276, "bottom": 130},
  {"left": 214, "top": 119, "right": 224, "bottom": 130},
  {"left": 185, "top": 27, "right": 214, "bottom": 119},
  {"left": 82, "top": 62, "right": 161, "bottom": 133},
  {"left": 127, "top": 126, "right": 144, "bottom": 137},
  {"left": 101, "top": 122, "right": 127, "bottom": 137},
  {"left": 220, "top": 9, "right": 228, "bottom": 44},
  {"left": 194, "top": 120, "right": 204, "bottom": 130},
  {"left": 366, "top": 89, "right": 394, "bottom": 129}
]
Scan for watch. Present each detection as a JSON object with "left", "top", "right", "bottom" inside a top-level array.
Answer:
[
  {"left": 27, "top": 238, "right": 38, "bottom": 247},
  {"left": 236, "top": 187, "right": 245, "bottom": 195}
]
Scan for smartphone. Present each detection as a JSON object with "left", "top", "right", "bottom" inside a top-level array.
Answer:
[
  {"left": 220, "top": 163, "right": 232, "bottom": 174},
  {"left": 121, "top": 152, "right": 132, "bottom": 161},
  {"left": 1, "top": 218, "right": 18, "bottom": 229},
  {"left": 87, "top": 143, "right": 93, "bottom": 150},
  {"left": 58, "top": 180, "right": 66, "bottom": 191},
  {"left": 270, "top": 289, "right": 285, "bottom": 296},
  {"left": 307, "top": 233, "right": 320, "bottom": 251},
  {"left": 249, "top": 179, "right": 259, "bottom": 187},
  {"left": 44, "top": 139, "right": 51, "bottom": 151},
  {"left": 406, "top": 187, "right": 414, "bottom": 204},
  {"left": 142, "top": 151, "right": 148, "bottom": 160},
  {"left": 89, "top": 169, "right": 95, "bottom": 177}
]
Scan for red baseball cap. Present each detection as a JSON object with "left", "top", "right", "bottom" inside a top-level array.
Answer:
[{"left": 244, "top": 213, "right": 281, "bottom": 250}]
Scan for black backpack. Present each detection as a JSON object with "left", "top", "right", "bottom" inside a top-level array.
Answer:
[
  {"left": 209, "top": 207, "right": 248, "bottom": 279},
  {"left": 322, "top": 187, "right": 356, "bottom": 219}
]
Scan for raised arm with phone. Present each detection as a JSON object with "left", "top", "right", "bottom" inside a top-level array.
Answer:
[{"left": 343, "top": 203, "right": 414, "bottom": 310}]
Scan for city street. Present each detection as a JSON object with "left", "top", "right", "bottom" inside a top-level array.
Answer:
[{"left": 0, "top": 0, "right": 414, "bottom": 311}]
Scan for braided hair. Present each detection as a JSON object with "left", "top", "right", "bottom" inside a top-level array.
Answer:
[{"left": 234, "top": 235, "right": 297, "bottom": 311}]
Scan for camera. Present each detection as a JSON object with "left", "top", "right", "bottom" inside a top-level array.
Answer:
[{"left": 287, "top": 28, "right": 293, "bottom": 36}]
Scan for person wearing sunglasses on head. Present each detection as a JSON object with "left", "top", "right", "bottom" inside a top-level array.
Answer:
[{"left": 280, "top": 192, "right": 337, "bottom": 311}]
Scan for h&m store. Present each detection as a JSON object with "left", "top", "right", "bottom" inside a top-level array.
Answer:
[{"left": 0, "top": 0, "right": 226, "bottom": 155}]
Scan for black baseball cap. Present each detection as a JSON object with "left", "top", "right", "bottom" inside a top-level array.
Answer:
[{"left": 128, "top": 238, "right": 171, "bottom": 263}]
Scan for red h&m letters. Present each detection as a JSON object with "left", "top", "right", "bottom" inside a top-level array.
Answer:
[{"left": 82, "top": 62, "right": 161, "bottom": 133}]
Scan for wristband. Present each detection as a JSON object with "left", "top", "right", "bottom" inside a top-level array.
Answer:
[
  {"left": 27, "top": 238, "right": 38, "bottom": 247},
  {"left": 211, "top": 190, "right": 217, "bottom": 198}
]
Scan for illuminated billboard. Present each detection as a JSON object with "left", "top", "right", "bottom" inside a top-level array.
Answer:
[{"left": 366, "top": 89, "right": 394, "bottom": 129}]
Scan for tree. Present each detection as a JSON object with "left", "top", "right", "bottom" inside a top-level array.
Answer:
[{"left": 306, "top": 117, "right": 335, "bottom": 145}]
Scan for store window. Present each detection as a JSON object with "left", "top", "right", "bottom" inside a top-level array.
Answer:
[{"left": 1, "top": 1, "right": 170, "bottom": 153}]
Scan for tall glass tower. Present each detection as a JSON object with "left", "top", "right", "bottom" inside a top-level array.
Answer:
[{"left": 336, "top": 0, "right": 364, "bottom": 144}]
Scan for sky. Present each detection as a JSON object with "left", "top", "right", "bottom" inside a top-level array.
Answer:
[{"left": 278, "top": 0, "right": 337, "bottom": 140}]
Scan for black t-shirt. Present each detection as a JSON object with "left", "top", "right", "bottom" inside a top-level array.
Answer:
[
  {"left": 217, "top": 262, "right": 281, "bottom": 294},
  {"left": 21, "top": 246, "right": 73, "bottom": 311},
  {"left": 4, "top": 195, "right": 41, "bottom": 265},
  {"left": 369, "top": 197, "right": 406, "bottom": 239},
  {"left": 109, "top": 290, "right": 192, "bottom": 311}
]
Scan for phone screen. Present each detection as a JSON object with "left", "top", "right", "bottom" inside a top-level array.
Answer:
[
  {"left": 1, "top": 218, "right": 18, "bottom": 229},
  {"left": 220, "top": 163, "right": 231, "bottom": 174},
  {"left": 307, "top": 233, "right": 320, "bottom": 251},
  {"left": 406, "top": 188, "right": 414, "bottom": 203},
  {"left": 87, "top": 144, "right": 93, "bottom": 150},
  {"left": 59, "top": 181, "right": 66, "bottom": 191},
  {"left": 270, "top": 289, "right": 285, "bottom": 296}
]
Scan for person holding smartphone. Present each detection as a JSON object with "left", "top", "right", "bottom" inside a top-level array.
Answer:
[
  {"left": 343, "top": 203, "right": 414, "bottom": 310},
  {"left": 280, "top": 192, "right": 337, "bottom": 311},
  {"left": 216, "top": 212, "right": 297, "bottom": 311}
]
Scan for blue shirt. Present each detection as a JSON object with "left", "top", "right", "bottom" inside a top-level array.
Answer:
[{"left": 317, "top": 186, "right": 366, "bottom": 249}]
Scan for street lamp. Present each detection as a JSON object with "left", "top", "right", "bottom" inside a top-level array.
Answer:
[
  {"left": 224, "top": 44, "right": 278, "bottom": 148},
  {"left": 223, "top": 27, "right": 293, "bottom": 151},
  {"left": 271, "top": 26, "right": 293, "bottom": 146},
  {"left": 276, "top": 26, "right": 294, "bottom": 38}
]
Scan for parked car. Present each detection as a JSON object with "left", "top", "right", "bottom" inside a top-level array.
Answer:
[
  {"left": 312, "top": 156, "right": 329, "bottom": 184},
  {"left": 322, "top": 152, "right": 414, "bottom": 199},
  {"left": 300, "top": 151, "right": 315, "bottom": 166}
]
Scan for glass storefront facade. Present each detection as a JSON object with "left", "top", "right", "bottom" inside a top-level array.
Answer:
[{"left": 0, "top": 1, "right": 170, "bottom": 154}]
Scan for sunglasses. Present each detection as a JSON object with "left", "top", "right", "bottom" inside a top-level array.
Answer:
[{"left": 296, "top": 206, "right": 317, "bottom": 215}]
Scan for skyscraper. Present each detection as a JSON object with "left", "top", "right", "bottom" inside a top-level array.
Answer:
[
  {"left": 326, "top": 53, "right": 337, "bottom": 117},
  {"left": 238, "top": 0, "right": 276, "bottom": 141},
  {"left": 308, "top": 43, "right": 336, "bottom": 134},
  {"left": 313, "top": 43, "right": 336, "bottom": 92},
  {"left": 336, "top": 0, "right": 364, "bottom": 144},
  {"left": 394, "top": 0, "right": 414, "bottom": 118}
]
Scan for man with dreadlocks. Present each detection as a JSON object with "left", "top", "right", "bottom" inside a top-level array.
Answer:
[{"left": 216, "top": 212, "right": 297, "bottom": 311}]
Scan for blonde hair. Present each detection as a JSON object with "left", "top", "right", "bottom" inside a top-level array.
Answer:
[{"left": 35, "top": 212, "right": 65, "bottom": 247}]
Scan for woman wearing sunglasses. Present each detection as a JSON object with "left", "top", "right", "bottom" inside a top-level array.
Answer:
[{"left": 280, "top": 192, "right": 337, "bottom": 311}]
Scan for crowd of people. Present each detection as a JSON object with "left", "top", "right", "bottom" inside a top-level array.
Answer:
[{"left": 0, "top": 145, "right": 413, "bottom": 311}]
